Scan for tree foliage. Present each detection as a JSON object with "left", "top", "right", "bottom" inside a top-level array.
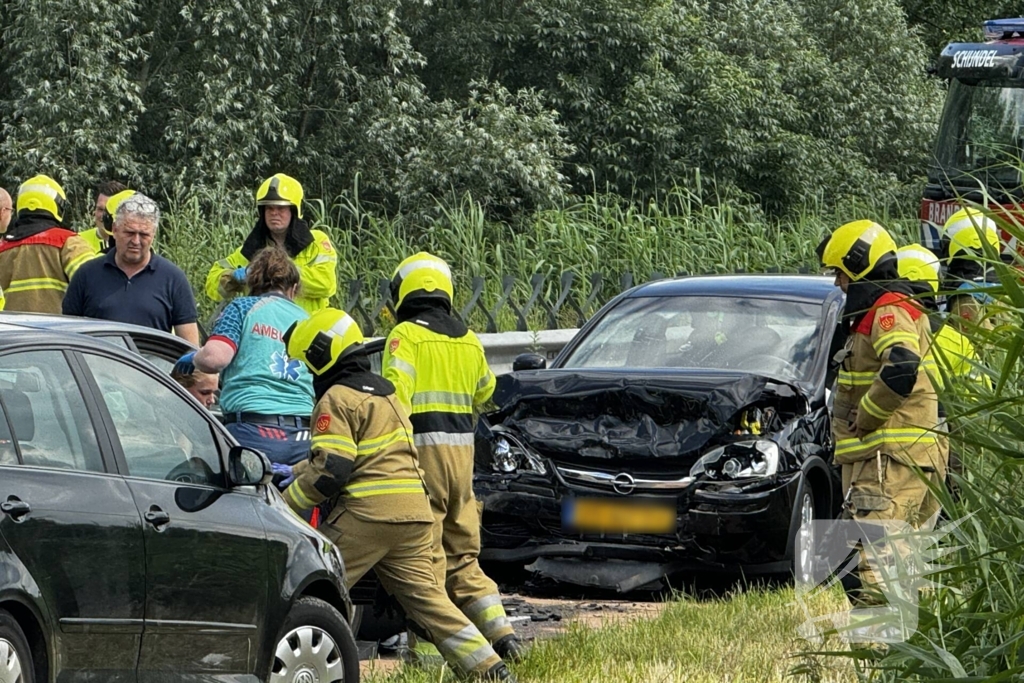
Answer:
[{"left": 1, "top": 0, "right": 943, "bottom": 220}]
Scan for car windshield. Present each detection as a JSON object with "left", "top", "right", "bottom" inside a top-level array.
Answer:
[
  {"left": 930, "top": 79, "right": 1024, "bottom": 194},
  {"left": 561, "top": 295, "right": 823, "bottom": 382}
]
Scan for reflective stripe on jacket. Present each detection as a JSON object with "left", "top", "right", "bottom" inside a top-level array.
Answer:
[
  {"left": 382, "top": 321, "right": 495, "bottom": 449},
  {"left": 284, "top": 384, "right": 432, "bottom": 523},
  {"left": 0, "top": 228, "right": 96, "bottom": 313},
  {"left": 832, "top": 293, "right": 942, "bottom": 468},
  {"left": 204, "top": 229, "right": 338, "bottom": 314}
]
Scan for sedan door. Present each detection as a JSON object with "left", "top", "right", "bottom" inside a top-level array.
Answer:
[
  {"left": 0, "top": 348, "right": 145, "bottom": 681},
  {"left": 77, "top": 351, "right": 270, "bottom": 683}
]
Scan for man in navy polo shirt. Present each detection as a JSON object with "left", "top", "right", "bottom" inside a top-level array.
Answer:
[{"left": 63, "top": 194, "right": 199, "bottom": 345}]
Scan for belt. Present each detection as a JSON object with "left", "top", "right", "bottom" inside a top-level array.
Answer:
[{"left": 224, "top": 412, "right": 310, "bottom": 429}]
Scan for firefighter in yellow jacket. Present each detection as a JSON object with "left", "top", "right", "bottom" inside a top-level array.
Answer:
[
  {"left": 816, "top": 221, "right": 946, "bottom": 608},
  {"left": 82, "top": 188, "right": 136, "bottom": 255},
  {"left": 941, "top": 207, "right": 999, "bottom": 333},
  {"left": 0, "top": 175, "right": 95, "bottom": 313},
  {"left": 383, "top": 253, "right": 523, "bottom": 661},
  {"left": 205, "top": 174, "right": 337, "bottom": 314},
  {"left": 281, "top": 309, "right": 516, "bottom": 681},
  {"left": 896, "top": 244, "right": 985, "bottom": 390}
]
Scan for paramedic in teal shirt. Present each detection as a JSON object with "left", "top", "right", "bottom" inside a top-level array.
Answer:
[{"left": 175, "top": 247, "right": 315, "bottom": 467}]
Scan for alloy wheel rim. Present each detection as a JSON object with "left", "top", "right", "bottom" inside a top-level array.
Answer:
[
  {"left": 0, "top": 639, "right": 24, "bottom": 683},
  {"left": 269, "top": 625, "right": 345, "bottom": 683},
  {"left": 796, "top": 491, "right": 815, "bottom": 586}
]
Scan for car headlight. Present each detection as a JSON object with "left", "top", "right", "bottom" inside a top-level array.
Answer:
[
  {"left": 689, "top": 440, "right": 780, "bottom": 480},
  {"left": 491, "top": 433, "right": 547, "bottom": 475}
]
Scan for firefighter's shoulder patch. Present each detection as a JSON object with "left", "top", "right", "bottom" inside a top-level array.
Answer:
[
  {"left": 316, "top": 414, "right": 331, "bottom": 433},
  {"left": 320, "top": 239, "right": 333, "bottom": 253},
  {"left": 389, "top": 338, "right": 400, "bottom": 354},
  {"left": 878, "top": 312, "right": 896, "bottom": 331}
]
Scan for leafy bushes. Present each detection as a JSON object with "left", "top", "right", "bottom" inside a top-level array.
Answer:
[{"left": 1, "top": 0, "right": 939, "bottom": 219}]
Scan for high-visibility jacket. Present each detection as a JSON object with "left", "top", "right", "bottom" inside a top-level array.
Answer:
[
  {"left": 80, "top": 227, "right": 111, "bottom": 254},
  {"left": 284, "top": 384, "right": 433, "bottom": 524},
  {"left": 383, "top": 321, "right": 496, "bottom": 449},
  {"left": 921, "top": 322, "right": 987, "bottom": 390},
  {"left": 204, "top": 229, "right": 337, "bottom": 314},
  {"left": 833, "top": 292, "right": 942, "bottom": 469},
  {"left": 0, "top": 228, "right": 95, "bottom": 313}
]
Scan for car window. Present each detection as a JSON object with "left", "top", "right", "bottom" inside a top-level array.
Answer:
[
  {"left": 0, "top": 351, "right": 104, "bottom": 472},
  {"left": 561, "top": 295, "right": 823, "bottom": 382},
  {"left": 82, "top": 353, "right": 226, "bottom": 487},
  {"left": 139, "top": 350, "right": 174, "bottom": 373},
  {"left": 95, "top": 334, "right": 132, "bottom": 349}
]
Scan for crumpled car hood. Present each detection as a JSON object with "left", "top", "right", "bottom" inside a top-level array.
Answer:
[{"left": 490, "top": 370, "right": 804, "bottom": 460}]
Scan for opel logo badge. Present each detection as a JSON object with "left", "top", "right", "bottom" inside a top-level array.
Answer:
[{"left": 611, "top": 472, "right": 635, "bottom": 495}]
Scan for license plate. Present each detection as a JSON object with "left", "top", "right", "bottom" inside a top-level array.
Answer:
[{"left": 562, "top": 497, "right": 676, "bottom": 534}]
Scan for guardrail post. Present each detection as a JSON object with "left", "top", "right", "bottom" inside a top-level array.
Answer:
[
  {"left": 542, "top": 271, "right": 576, "bottom": 329},
  {"left": 483, "top": 275, "right": 516, "bottom": 334},
  {"left": 364, "top": 277, "right": 395, "bottom": 336},
  {"left": 620, "top": 272, "right": 634, "bottom": 293},
  {"left": 576, "top": 272, "right": 603, "bottom": 326},
  {"left": 458, "top": 276, "right": 494, "bottom": 330},
  {"left": 345, "top": 278, "right": 374, "bottom": 337},
  {"left": 510, "top": 273, "right": 546, "bottom": 331}
]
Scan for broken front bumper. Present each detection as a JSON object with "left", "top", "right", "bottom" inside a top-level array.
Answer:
[{"left": 475, "top": 466, "right": 804, "bottom": 588}]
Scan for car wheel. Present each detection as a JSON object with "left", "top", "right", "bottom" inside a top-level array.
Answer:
[
  {"left": 793, "top": 486, "right": 816, "bottom": 587},
  {"left": 0, "top": 609, "right": 33, "bottom": 683},
  {"left": 269, "top": 596, "right": 359, "bottom": 683}
]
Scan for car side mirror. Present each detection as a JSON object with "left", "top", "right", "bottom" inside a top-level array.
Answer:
[
  {"left": 227, "top": 445, "right": 272, "bottom": 487},
  {"left": 512, "top": 353, "right": 547, "bottom": 372}
]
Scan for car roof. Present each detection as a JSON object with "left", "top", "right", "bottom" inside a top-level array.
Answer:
[
  {"left": 0, "top": 327, "right": 141, "bottom": 353},
  {"left": 0, "top": 311, "right": 182, "bottom": 342},
  {"left": 624, "top": 274, "right": 839, "bottom": 304}
]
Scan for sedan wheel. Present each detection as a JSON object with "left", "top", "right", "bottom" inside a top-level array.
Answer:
[
  {"left": 0, "top": 638, "right": 24, "bottom": 683},
  {"left": 794, "top": 489, "right": 816, "bottom": 587},
  {"left": 268, "top": 596, "right": 358, "bottom": 683},
  {"left": 271, "top": 625, "right": 344, "bottom": 683}
]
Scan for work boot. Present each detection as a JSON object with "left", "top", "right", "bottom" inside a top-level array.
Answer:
[
  {"left": 493, "top": 634, "right": 527, "bottom": 661},
  {"left": 482, "top": 662, "right": 517, "bottom": 682}
]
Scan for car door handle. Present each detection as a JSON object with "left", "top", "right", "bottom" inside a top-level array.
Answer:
[
  {"left": 144, "top": 506, "right": 170, "bottom": 528},
  {"left": 1, "top": 497, "right": 31, "bottom": 520}
]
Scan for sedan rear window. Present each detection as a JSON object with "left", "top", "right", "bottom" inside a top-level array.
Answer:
[{"left": 561, "top": 295, "right": 823, "bottom": 382}]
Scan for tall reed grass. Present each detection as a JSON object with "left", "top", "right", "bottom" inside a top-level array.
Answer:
[{"left": 157, "top": 187, "right": 920, "bottom": 331}]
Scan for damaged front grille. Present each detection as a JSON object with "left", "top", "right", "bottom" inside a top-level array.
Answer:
[{"left": 555, "top": 465, "right": 694, "bottom": 495}]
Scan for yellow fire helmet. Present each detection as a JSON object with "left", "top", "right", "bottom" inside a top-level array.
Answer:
[
  {"left": 283, "top": 308, "right": 364, "bottom": 376},
  {"left": 102, "top": 189, "right": 137, "bottom": 233},
  {"left": 896, "top": 244, "right": 942, "bottom": 293},
  {"left": 944, "top": 207, "right": 1000, "bottom": 261},
  {"left": 390, "top": 252, "right": 454, "bottom": 310},
  {"left": 256, "top": 173, "right": 304, "bottom": 219},
  {"left": 16, "top": 175, "right": 67, "bottom": 222},
  {"left": 816, "top": 220, "right": 897, "bottom": 281}
]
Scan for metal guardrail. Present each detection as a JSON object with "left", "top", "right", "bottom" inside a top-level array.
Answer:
[
  {"left": 344, "top": 267, "right": 811, "bottom": 335},
  {"left": 477, "top": 329, "right": 579, "bottom": 375}
]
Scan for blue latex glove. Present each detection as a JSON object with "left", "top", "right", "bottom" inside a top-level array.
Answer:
[
  {"left": 173, "top": 351, "right": 197, "bottom": 376},
  {"left": 272, "top": 462, "right": 295, "bottom": 487},
  {"left": 233, "top": 266, "right": 248, "bottom": 283}
]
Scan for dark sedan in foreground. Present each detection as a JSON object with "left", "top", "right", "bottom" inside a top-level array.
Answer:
[
  {"left": 474, "top": 275, "right": 845, "bottom": 591},
  {"left": 0, "top": 330, "right": 359, "bottom": 682}
]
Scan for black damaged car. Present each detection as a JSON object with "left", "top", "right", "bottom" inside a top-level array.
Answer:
[{"left": 474, "top": 275, "right": 846, "bottom": 592}]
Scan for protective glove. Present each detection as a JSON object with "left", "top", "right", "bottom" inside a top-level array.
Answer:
[
  {"left": 173, "top": 351, "right": 197, "bottom": 376},
  {"left": 233, "top": 266, "right": 248, "bottom": 283},
  {"left": 272, "top": 462, "right": 295, "bottom": 488}
]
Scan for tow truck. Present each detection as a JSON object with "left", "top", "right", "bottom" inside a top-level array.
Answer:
[{"left": 921, "top": 18, "right": 1024, "bottom": 255}]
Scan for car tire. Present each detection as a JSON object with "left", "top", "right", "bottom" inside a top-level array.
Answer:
[
  {"left": 792, "top": 485, "right": 817, "bottom": 588},
  {"left": 0, "top": 608, "right": 34, "bottom": 683},
  {"left": 269, "top": 596, "right": 360, "bottom": 683}
]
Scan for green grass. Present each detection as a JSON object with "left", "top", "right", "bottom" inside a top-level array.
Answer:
[
  {"left": 362, "top": 586, "right": 855, "bottom": 683},
  {"left": 153, "top": 188, "right": 921, "bottom": 332}
]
